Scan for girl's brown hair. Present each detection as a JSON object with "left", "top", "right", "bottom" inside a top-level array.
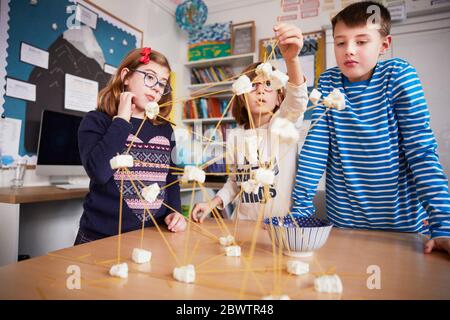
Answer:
[
  {"left": 231, "top": 62, "right": 285, "bottom": 129},
  {"left": 97, "top": 48, "right": 173, "bottom": 125}
]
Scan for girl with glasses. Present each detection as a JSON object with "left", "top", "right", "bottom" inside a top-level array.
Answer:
[
  {"left": 191, "top": 23, "right": 310, "bottom": 223},
  {"left": 75, "top": 48, "right": 185, "bottom": 245}
]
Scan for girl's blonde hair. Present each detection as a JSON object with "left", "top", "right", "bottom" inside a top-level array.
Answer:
[
  {"left": 231, "top": 62, "right": 285, "bottom": 129},
  {"left": 97, "top": 48, "right": 173, "bottom": 125}
]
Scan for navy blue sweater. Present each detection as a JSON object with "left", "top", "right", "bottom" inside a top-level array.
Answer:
[{"left": 77, "top": 111, "right": 181, "bottom": 239}]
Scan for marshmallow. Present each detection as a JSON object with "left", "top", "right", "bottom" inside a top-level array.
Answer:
[
  {"left": 328, "top": 89, "right": 346, "bottom": 110},
  {"left": 181, "top": 166, "right": 206, "bottom": 184},
  {"left": 255, "top": 62, "right": 274, "bottom": 79},
  {"left": 271, "top": 117, "right": 300, "bottom": 144},
  {"left": 145, "top": 101, "right": 160, "bottom": 120},
  {"left": 244, "top": 135, "right": 260, "bottom": 165},
  {"left": 241, "top": 179, "right": 261, "bottom": 194},
  {"left": 270, "top": 69, "right": 289, "bottom": 90},
  {"left": 286, "top": 260, "right": 309, "bottom": 275},
  {"left": 262, "top": 295, "right": 290, "bottom": 300},
  {"left": 232, "top": 75, "right": 253, "bottom": 95},
  {"left": 323, "top": 89, "right": 346, "bottom": 110},
  {"left": 254, "top": 168, "right": 275, "bottom": 186},
  {"left": 219, "top": 235, "right": 235, "bottom": 246},
  {"left": 173, "top": 264, "right": 195, "bottom": 283},
  {"left": 322, "top": 95, "right": 334, "bottom": 108},
  {"left": 225, "top": 245, "right": 241, "bottom": 257},
  {"left": 141, "top": 183, "right": 160, "bottom": 203},
  {"left": 309, "top": 88, "right": 322, "bottom": 105},
  {"left": 131, "top": 248, "right": 152, "bottom": 264},
  {"left": 314, "top": 274, "right": 343, "bottom": 293},
  {"left": 109, "top": 262, "right": 128, "bottom": 278},
  {"left": 110, "top": 154, "right": 134, "bottom": 169}
]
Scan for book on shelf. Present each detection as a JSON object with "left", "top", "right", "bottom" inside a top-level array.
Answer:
[
  {"left": 190, "top": 65, "right": 235, "bottom": 84},
  {"left": 183, "top": 97, "right": 234, "bottom": 120}
]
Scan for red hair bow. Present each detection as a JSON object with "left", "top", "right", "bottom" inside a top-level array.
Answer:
[{"left": 139, "top": 47, "right": 151, "bottom": 64}]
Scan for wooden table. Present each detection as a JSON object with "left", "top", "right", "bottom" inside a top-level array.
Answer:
[
  {"left": 0, "top": 220, "right": 448, "bottom": 299},
  {"left": 0, "top": 186, "right": 88, "bottom": 266}
]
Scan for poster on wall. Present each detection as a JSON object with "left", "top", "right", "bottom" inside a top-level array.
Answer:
[
  {"left": 0, "top": 0, "right": 143, "bottom": 161},
  {"left": 188, "top": 22, "right": 231, "bottom": 61}
]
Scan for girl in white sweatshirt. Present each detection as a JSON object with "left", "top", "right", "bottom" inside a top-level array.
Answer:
[{"left": 191, "top": 23, "right": 309, "bottom": 222}]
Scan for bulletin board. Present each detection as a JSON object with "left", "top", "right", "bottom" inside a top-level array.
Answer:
[
  {"left": 259, "top": 30, "right": 325, "bottom": 120},
  {"left": 188, "top": 22, "right": 231, "bottom": 62},
  {"left": 0, "top": 0, "right": 143, "bottom": 160}
]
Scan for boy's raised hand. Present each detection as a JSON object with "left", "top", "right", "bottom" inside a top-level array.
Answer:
[
  {"left": 424, "top": 237, "right": 450, "bottom": 255},
  {"left": 274, "top": 23, "right": 304, "bottom": 62}
]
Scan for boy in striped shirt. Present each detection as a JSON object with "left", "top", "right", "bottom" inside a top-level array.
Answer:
[{"left": 291, "top": 1, "right": 450, "bottom": 255}]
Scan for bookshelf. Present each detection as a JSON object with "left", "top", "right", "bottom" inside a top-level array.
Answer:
[{"left": 181, "top": 53, "right": 255, "bottom": 188}]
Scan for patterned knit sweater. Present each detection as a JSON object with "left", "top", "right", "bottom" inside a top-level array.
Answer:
[{"left": 77, "top": 111, "right": 181, "bottom": 239}]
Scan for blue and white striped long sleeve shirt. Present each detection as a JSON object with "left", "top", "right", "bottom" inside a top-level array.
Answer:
[{"left": 291, "top": 58, "right": 450, "bottom": 239}]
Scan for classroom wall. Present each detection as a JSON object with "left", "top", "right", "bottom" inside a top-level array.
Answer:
[{"left": 18, "top": 0, "right": 188, "bottom": 259}]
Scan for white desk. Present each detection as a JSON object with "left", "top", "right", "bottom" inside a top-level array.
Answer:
[{"left": 0, "top": 186, "right": 88, "bottom": 266}]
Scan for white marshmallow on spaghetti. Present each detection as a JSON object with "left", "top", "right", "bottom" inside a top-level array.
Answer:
[
  {"left": 131, "top": 248, "right": 152, "bottom": 264},
  {"left": 141, "top": 183, "right": 160, "bottom": 203},
  {"left": 109, "top": 262, "right": 128, "bottom": 279},
  {"left": 219, "top": 235, "right": 235, "bottom": 246},
  {"left": 110, "top": 154, "right": 134, "bottom": 169},
  {"left": 270, "top": 69, "right": 289, "bottom": 90},
  {"left": 173, "top": 264, "right": 196, "bottom": 283},
  {"left": 232, "top": 75, "right": 253, "bottom": 95},
  {"left": 181, "top": 166, "right": 206, "bottom": 184},
  {"left": 271, "top": 117, "right": 300, "bottom": 144},
  {"left": 241, "top": 179, "right": 261, "bottom": 194},
  {"left": 254, "top": 168, "right": 275, "bottom": 186},
  {"left": 314, "top": 274, "right": 343, "bottom": 293},
  {"left": 145, "top": 101, "right": 160, "bottom": 119}
]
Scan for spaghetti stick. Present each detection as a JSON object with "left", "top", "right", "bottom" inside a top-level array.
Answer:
[
  {"left": 243, "top": 93, "right": 256, "bottom": 130},
  {"left": 126, "top": 115, "right": 147, "bottom": 154},
  {"left": 197, "top": 267, "right": 282, "bottom": 274},
  {"left": 195, "top": 251, "right": 225, "bottom": 270},
  {"left": 199, "top": 184, "right": 236, "bottom": 239},
  {"left": 160, "top": 178, "right": 181, "bottom": 191},
  {"left": 183, "top": 182, "right": 197, "bottom": 264},
  {"left": 123, "top": 168, "right": 150, "bottom": 249},
  {"left": 239, "top": 202, "right": 265, "bottom": 299},
  {"left": 156, "top": 114, "right": 177, "bottom": 126},
  {"left": 158, "top": 67, "right": 260, "bottom": 109},
  {"left": 187, "top": 239, "right": 200, "bottom": 265},
  {"left": 200, "top": 154, "right": 226, "bottom": 171},
  {"left": 202, "top": 95, "right": 236, "bottom": 153},
  {"left": 116, "top": 168, "right": 124, "bottom": 264},
  {"left": 308, "top": 108, "right": 329, "bottom": 131},
  {"left": 161, "top": 201, "right": 219, "bottom": 241},
  {"left": 198, "top": 185, "right": 228, "bottom": 236},
  {"left": 127, "top": 175, "right": 182, "bottom": 266}
]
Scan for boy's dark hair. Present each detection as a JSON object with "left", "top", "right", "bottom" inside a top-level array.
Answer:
[{"left": 332, "top": 1, "right": 391, "bottom": 37}]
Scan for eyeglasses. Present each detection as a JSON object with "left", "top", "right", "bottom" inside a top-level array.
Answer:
[
  {"left": 250, "top": 80, "right": 274, "bottom": 92},
  {"left": 131, "top": 69, "right": 171, "bottom": 96}
]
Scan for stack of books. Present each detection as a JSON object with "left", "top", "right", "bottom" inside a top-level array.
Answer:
[
  {"left": 183, "top": 97, "right": 233, "bottom": 119},
  {"left": 190, "top": 65, "right": 235, "bottom": 84}
]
